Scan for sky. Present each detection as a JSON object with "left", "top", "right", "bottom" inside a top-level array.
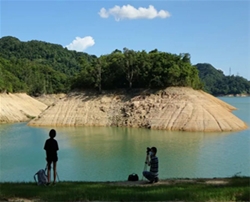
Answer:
[{"left": 1, "top": 0, "right": 250, "bottom": 80}]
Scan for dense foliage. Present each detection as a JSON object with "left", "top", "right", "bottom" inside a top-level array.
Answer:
[
  {"left": 0, "top": 36, "right": 96, "bottom": 95},
  {"left": 72, "top": 48, "right": 203, "bottom": 91},
  {"left": 0, "top": 36, "right": 249, "bottom": 96},
  {"left": 196, "top": 63, "right": 250, "bottom": 95},
  {"left": 0, "top": 36, "right": 203, "bottom": 95}
]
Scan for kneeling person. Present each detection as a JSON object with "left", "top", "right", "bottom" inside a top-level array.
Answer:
[{"left": 143, "top": 147, "right": 159, "bottom": 183}]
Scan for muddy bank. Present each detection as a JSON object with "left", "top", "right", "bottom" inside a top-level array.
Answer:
[
  {"left": 0, "top": 93, "right": 47, "bottom": 123},
  {"left": 27, "top": 87, "right": 247, "bottom": 132}
]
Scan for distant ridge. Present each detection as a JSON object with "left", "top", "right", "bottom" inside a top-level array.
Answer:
[
  {"left": 195, "top": 63, "right": 250, "bottom": 96},
  {"left": 1, "top": 36, "right": 249, "bottom": 96}
]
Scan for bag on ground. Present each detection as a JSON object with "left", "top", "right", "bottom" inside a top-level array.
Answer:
[
  {"left": 128, "top": 173, "right": 139, "bottom": 181},
  {"left": 34, "top": 169, "right": 48, "bottom": 185}
]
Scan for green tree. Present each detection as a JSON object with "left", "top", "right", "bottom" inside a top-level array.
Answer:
[{"left": 122, "top": 48, "right": 138, "bottom": 89}]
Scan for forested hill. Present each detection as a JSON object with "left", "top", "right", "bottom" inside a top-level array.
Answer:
[
  {"left": 0, "top": 36, "right": 96, "bottom": 94},
  {"left": 0, "top": 36, "right": 203, "bottom": 95},
  {"left": 0, "top": 36, "right": 249, "bottom": 96},
  {"left": 195, "top": 63, "right": 250, "bottom": 96},
  {"left": 0, "top": 36, "right": 96, "bottom": 75}
]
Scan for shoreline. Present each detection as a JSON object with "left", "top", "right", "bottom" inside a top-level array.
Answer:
[
  {"left": 27, "top": 87, "right": 249, "bottom": 132},
  {"left": 0, "top": 87, "right": 248, "bottom": 132},
  {"left": 216, "top": 94, "right": 250, "bottom": 97},
  {"left": 0, "top": 176, "right": 247, "bottom": 185}
]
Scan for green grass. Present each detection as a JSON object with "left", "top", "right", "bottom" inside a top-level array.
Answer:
[{"left": 0, "top": 177, "right": 249, "bottom": 201}]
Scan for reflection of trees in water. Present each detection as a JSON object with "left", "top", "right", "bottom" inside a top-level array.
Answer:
[{"left": 58, "top": 126, "right": 241, "bottom": 180}]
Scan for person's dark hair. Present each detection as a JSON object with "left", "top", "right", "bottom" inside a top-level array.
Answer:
[
  {"left": 151, "top": 147, "right": 157, "bottom": 154},
  {"left": 49, "top": 129, "right": 56, "bottom": 138}
]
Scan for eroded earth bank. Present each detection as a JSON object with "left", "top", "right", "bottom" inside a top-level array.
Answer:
[{"left": 0, "top": 87, "right": 248, "bottom": 132}]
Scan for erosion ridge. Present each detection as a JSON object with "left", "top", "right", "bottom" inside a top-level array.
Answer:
[
  {"left": 25, "top": 87, "right": 247, "bottom": 132},
  {"left": 0, "top": 93, "right": 47, "bottom": 123}
]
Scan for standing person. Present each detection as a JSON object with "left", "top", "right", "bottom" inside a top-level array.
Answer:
[
  {"left": 44, "top": 129, "right": 59, "bottom": 185},
  {"left": 143, "top": 146, "right": 159, "bottom": 183}
]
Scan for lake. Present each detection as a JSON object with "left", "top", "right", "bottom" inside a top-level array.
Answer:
[{"left": 0, "top": 97, "right": 249, "bottom": 182}]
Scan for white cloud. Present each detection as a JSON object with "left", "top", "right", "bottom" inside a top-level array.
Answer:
[
  {"left": 98, "top": 4, "right": 171, "bottom": 21},
  {"left": 99, "top": 8, "right": 109, "bottom": 18},
  {"left": 66, "top": 36, "right": 95, "bottom": 52}
]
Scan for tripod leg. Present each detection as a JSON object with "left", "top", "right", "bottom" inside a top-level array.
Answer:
[
  {"left": 141, "top": 163, "right": 148, "bottom": 180},
  {"left": 142, "top": 155, "right": 149, "bottom": 180},
  {"left": 56, "top": 172, "right": 60, "bottom": 182}
]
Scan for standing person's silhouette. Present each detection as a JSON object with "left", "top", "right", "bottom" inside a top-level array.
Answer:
[{"left": 44, "top": 129, "right": 59, "bottom": 185}]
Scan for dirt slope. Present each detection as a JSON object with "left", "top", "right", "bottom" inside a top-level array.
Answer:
[
  {"left": 0, "top": 93, "right": 47, "bottom": 123},
  {"left": 28, "top": 87, "right": 248, "bottom": 132}
]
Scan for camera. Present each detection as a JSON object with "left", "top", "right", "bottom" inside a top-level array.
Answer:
[{"left": 146, "top": 147, "right": 151, "bottom": 155}]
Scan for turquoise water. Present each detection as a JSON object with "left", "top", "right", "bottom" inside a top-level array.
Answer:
[{"left": 0, "top": 97, "right": 249, "bottom": 182}]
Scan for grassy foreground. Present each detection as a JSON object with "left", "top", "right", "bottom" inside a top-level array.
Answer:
[{"left": 0, "top": 177, "right": 249, "bottom": 201}]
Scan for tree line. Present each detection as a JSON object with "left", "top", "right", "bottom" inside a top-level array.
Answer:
[
  {"left": 0, "top": 36, "right": 96, "bottom": 95},
  {"left": 72, "top": 48, "right": 202, "bottom": 91},
  {"left": 195, "top": 63, "right": 250, "bottom": 95},
  {"left": 0, "top": 36, "right": 249, "bottom": 96}
]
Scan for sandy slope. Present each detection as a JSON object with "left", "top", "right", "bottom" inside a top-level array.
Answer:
[
  {"left": 27, "top": 87, "right": 247, "bottom": 132},
  {"left": 0, "top": 93, "right": 47, "bottom": 123}
]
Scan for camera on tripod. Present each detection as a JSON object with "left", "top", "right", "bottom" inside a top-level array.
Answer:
[{"left": 146, "top": 147, "right": 151, "bottom": 155}]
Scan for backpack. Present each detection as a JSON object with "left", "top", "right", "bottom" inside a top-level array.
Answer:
[
  {"left": 128, "top": 173, "right": 139, "bottom": 181},
  {"left": 34, "top": 168, "right": 48, "bottom": 185}
]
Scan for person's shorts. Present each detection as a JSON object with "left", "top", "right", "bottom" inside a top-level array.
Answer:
[{"left": 46, "top": 156, "right": 58, "bottom": 169}]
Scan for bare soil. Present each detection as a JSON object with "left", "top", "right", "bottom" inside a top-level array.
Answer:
[
  {"left": 0, "top": 87, "right": 248, "bottom": 132},
  {"left": 28, "top": 87, "right": 247, "bottom": 132}
]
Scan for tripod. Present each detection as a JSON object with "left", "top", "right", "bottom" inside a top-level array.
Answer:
[{"left": 142, "top": 153, "right": 149, "bottom": 180}]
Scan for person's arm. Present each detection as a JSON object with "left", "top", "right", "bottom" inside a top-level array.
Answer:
[
  {"left": 56, "top": 141, "right": 59, "bottom": 151},
  {"left": 146, "top": 155, "right": 151, "bottom": 166},
  {"left": 44, "top": 140, "right": 47, "bottom": 151},
  {"left": 44, "top": 140, "right": 47, "bottom": 160}
]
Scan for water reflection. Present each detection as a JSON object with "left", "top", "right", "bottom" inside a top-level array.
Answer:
[
  {"left": 0, "top": 97, "right": 249, "bottom": 182},
  {"left": 54, "top": 126, "right": 249, "bottom": 181}
]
